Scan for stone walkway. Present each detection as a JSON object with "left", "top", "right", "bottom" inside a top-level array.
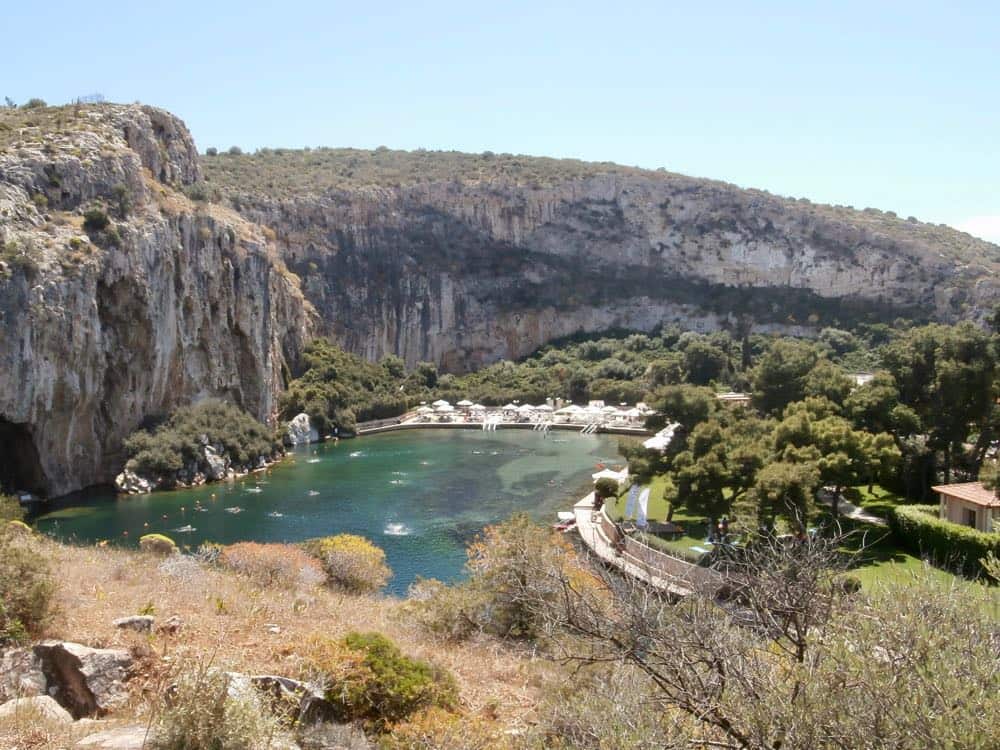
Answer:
[
  {"left": 818, "top": 493, "right": 888, "bottom": 526},
  {"left": 573, "top": 494, "right": 705, "bottom": 597}
]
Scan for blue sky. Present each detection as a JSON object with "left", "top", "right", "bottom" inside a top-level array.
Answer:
[{"left": 4, "top": 1, "right": 999, "bottom": 241}]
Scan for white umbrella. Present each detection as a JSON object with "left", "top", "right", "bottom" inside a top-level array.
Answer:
[
  {"left": 536, "top": 404, "right": 554, "bottom": 412},
  {"left": 602, "top": 405, "right": 618, "bottom": 413},
  {"left": 416, "top": 406, "right": 433, "bottom": 414},
  {"left": 557, "top": 404, "right": 583, "bottom": 414},
  {"left": 470, "top": 403, "right": 486, "bottom": 411},
  {"left": 435, "top": 404, "right": 455, "bottom": 412},
  {"left": 432, "top": 399, "right": 450, "bottom": 408},
  {"left": 502, "top": 403, "right": 518, "bottom": 411},
  {"left": 625, "top": 407, "right": 642, "bottom": 417},
  {"left": 517, "top": 404, "right": 536, "bottom": 413},
  {"left": 457, "top": 399, "right": 474, "bottom": 407}
]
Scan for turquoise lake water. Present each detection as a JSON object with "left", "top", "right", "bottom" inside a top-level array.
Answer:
[{"left": 34, "top": 429, "right": 620, "bottom": 595}]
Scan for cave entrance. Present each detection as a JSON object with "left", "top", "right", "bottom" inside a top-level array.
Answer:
[{"left": 0, "top": 418, "right": 47, "bottom": 497}]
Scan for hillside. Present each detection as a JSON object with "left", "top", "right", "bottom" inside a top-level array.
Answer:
[{"left": 201, "top": 145, "right": 1000, "bottom": 371}]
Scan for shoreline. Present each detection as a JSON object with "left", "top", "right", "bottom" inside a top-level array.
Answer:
[{"left": 355, "top": 421, "right": 653, "bottom": 437}]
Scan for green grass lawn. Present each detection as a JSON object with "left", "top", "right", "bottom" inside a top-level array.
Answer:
[
  {"left": 605, "top": 477, "right": 715, "bottom": 561},
  {"left": 606, "top": 478, "right": 976, "bottom": 589}
]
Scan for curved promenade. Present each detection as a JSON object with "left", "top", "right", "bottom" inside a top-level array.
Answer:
[
  {"left": 573, "top": 494, "right": 723, "bottom": 597},
  {"left": 355, "top": 419, "right": 651, "bottom": 438}
]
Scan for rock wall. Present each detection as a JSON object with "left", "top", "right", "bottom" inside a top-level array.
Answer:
[
  {"left": 0, "top": 106, "right": 314, "bottom": 496},
  {"left": 227, "top": 174, "right": 999, "bottom": 372}
]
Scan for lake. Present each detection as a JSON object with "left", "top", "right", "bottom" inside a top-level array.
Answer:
[{"left": 33, "top": 428, "right": 621, "bottom": 595}]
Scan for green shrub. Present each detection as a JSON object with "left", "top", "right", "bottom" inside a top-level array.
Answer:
[
  {"left": 21, "top": 98, "right": 46, "bottom": 109},
  {"left": 301, "top": 534, "right": 391, "bottom": 593},
  {"left": 82, "top": 208, "right": 109, "bottom": 233},
  {"left": 594, "top": 477, "right": 619, "bottom": 500},
  {"left": 0, "top": 524, "right": 55, "bottom": 644},
  {"left": 152, "top": 667, "right": 288, "bottom": 750},
  {"left": 139, "top": 533, "right": 178, "bottom": 556},
  {"left": 303, "top": 632, "right": 457, "bottom": 732},
  {"left": 123, "top": 399, "right": 280, "bottom": 483},
  {"left": 888, "top": 504, "right": 1000, "bottom": 576}
]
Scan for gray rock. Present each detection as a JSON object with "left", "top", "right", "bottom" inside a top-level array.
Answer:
[
  {"left": 0, "top": 694, "right": 73, "bottom": 724},
  {"left": 203, "top": 444, "right": 229, "bottom": 481},
  {"left": 114, "top": 469, "right": 152, "bottom": 495},
  {"left": 286, "top": 413, "right": 320, "bottom": 446},
  {"left": 113, "top": 615, "right": 155, "bottom": 633},
  {"left": 34, "top": 641, "right": 132, "bottom": 718},
  {"left": 0, "top": 647, "right": 46, "bottom": 702},
  {"left": 76, "top": 725, "right": 154, "bottom": 749}
]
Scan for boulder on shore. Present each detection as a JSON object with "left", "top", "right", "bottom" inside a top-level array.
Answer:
[
  {"left": 285, "top": 412, "right": 319, "bottom": 446},
  {"left": 114, "top": 468, "right": 152, "bottom": 495}
]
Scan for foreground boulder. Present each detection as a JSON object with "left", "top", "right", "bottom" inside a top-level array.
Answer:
[
  {"left": 0, "top": 694, "right": 73, "bottom": 724},
  {"left": 34, "top": 641, "right": 132, "bottom": 718},
  {"left": 0, "top": 647, "right": 46, "bottom": 702}
]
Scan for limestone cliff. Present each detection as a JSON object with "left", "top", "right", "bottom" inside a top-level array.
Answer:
[
  {"left": 204, "top": 150, "right": 1000, "bottom": 371},
  {"left": 0, "top": 105, "right": 314, "bottom": 496}
]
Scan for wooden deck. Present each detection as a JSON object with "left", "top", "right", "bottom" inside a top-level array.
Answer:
[{"left": 573, "top": 494, "right": 723, "bottom": 597}]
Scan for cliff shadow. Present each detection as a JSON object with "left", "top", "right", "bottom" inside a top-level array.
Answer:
[{"left": 0, "top": 417, "right": 47, "bottom": 496}]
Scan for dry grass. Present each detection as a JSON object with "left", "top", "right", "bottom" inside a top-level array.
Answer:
[{"left": 33, "top": 537, "right": 546, "bottom": 731}]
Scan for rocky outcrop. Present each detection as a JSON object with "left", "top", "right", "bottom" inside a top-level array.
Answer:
[
  {"left": 0, "top": 104, "right": 315, "bottom": 496},
  {"left": 33, "top": 641, "right": 133, "bottom": 717},
  {"left": 285, "top": 412, "right": 319, "bottom": 446},
  {"left": 214, "top": 159, "right": 1000, "bottom": 372},
  {"left": 0, "top": 647, "right": 46, "bottom": 702}
]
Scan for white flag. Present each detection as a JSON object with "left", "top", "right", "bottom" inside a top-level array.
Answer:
[
  {"left": 637, "top": 488, "right": 650, "bottom": 528},
  {"left": 624, "top": 483, "right": 639, "bottom": 518}
]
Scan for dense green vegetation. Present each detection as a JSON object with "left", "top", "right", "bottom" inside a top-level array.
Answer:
[
  {"left": 282, "top": 324, "right": 890, "bottom": 432},
  {"left": 278, "top": 339, "right": 421, "bottom": 433},
  {"left": 887, "top": 504, "right": 1000, "bottom": 576},
  {"left": 123, "top": 399, "right": 280, "bottom": 483}
]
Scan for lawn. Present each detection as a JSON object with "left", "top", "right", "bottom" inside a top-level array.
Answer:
[
  {"left": 606, "top": 478, "right": 975, "bottom": 589},
  {"left": 604, "top": 476, "right": 715, "bottom": 562}
]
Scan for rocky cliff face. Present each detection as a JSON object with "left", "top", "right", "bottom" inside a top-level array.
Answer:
[
  {"left": 0, "top": 105, "right": 314, "bottom": 496},
  {"left": 214, "top": 165, "right": 1000, "bottom": 372}
]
